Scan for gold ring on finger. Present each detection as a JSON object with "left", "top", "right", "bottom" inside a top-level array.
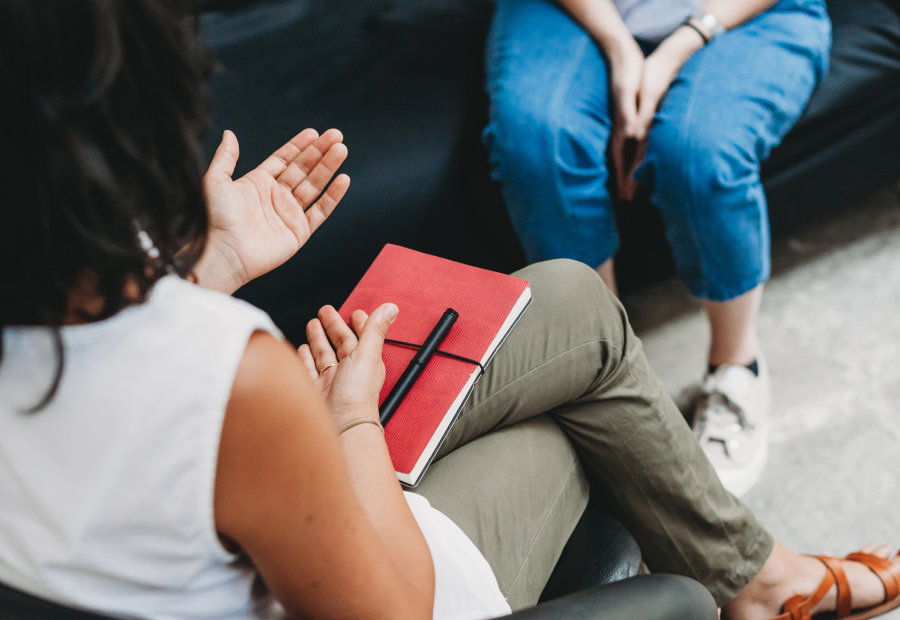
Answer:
[{"left": 317, "top": 363, "right": 337, "bottom": 375}]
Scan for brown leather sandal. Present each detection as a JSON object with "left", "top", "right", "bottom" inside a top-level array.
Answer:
[{"left": 769, "top": 551, "right": 900, "bottom": 620}]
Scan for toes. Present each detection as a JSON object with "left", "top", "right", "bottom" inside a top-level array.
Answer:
[
  {"left": 858, "top": 544, "right": 892, "bottom": 559},
  {"left": 860, "top": 545, "right": 890, "bottom": 559},
  {"left": 873, "top": 545, "right": 892, "bottom": 560}
]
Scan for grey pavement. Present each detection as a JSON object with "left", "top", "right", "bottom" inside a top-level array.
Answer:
[{"left": 624, "top": 182, "right": 900, "bottom": 616}]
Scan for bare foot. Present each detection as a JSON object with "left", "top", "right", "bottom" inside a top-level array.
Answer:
[{"left": 722, "top": 541, "right": 900, "bottom": 620}]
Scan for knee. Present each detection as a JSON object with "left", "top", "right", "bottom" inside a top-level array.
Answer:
[
  {"left": 485, "top": 91, "right": 554, "bottom": 177},
  {"left": 642, "top": 118, "right": 758, "bottom": 213},
  {"left": 518, "top": 259, "right": 623, "bottom": 324},
  {"left": 485, "top": 94, "right": 609, "bottom": 184},
  {"left": 521, "top": 258, "right": 600, "bottom": 289}
]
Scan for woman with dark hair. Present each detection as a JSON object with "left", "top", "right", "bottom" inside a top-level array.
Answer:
[{"left": 0, "top": 1, "right": 898, "bottom": 620}]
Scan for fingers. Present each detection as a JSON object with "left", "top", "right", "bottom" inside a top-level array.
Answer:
[
  {"left": 619, "top": 175, "right": 638, "bottom": 201},
  {"left": 293, "top": 142, "right": 348, "bottom": 208},
  {"left": 356, "top": 304, "right": 399, "bottom": 361},
  {"left": 258, "top": 128, "right": 320, "bottom": 177},
  {"left": 318, "top": 305, "right": 359, "bottom": 361},
  {"left": 205, "top": 130, "right": 240, "bottom": 183},
  {"left": 636, "top": 77, "right": 664, "bottom": 134},
  {"left": 610, "top": 84, "right": 641, "bottom": 195},
  {"left": 609, "top": 126, "right": 630, "bottom": 199},
  {"left": 349, "top": 310, "right": 368, "bottom": 338},
  {"left": 275, "top": 129, "right": 345, "bottom": 199},
  {"left": 296, "top": 344, "right": 320, "bottom": 381},
  {"left": 305, "top": 173, "right": 350, "bottom": 234},
  {"left": 621, "top": 108, "right": 644, "bottom": 141},
  {"left": 615, "top": 87, "right": 644, "bottom": 141},
  {"left": 636, "top": 97, "right": 657, "bottom": 134},
  {"left": 621, "top": 137, "right": 647, "bottom": 200},
  {"left": 306, "top": 318, "right": 337, "bottom": 371}
]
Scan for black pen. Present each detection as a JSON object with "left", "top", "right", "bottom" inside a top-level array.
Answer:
[{"left": 379, "top": 308, "right": 459, "bottom": 426}]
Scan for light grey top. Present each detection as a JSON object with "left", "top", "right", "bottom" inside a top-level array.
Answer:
[{"left": 613, "top": 0, "right": 705, "bottom": 42}]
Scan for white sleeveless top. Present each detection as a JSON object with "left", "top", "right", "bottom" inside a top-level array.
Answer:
[{"left": 0, "top": 276, "right": 509, "bottom": 620}]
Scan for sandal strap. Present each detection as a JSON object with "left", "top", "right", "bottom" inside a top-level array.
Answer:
[
  {"left": 845, "top": 552, "right": 900, "bottom": 601},
  {"left": 819, "top": 556, "right": 852, "bottom": 617},
  {"left": 773, "top": 563, "right": 836, "bottom": 620}
]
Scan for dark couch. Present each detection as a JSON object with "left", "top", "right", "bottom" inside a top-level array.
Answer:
[{"left": 201, "top": 0, "right": 900, "bottom": 345}]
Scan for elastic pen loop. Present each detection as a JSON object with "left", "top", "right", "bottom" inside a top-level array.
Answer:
[{"left": 383, "top": 338, "right": 485, "bottom": 377}]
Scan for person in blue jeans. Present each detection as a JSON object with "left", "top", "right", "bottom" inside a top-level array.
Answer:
[{"left": 483, "top": 0, "right": 831, "bottom": 497}]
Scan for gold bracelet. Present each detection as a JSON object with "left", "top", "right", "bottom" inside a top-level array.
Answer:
[{"left": 337, "top": 417, "right": 384, "bottom": 435}]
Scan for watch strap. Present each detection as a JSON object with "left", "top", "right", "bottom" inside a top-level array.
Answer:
[{"left": 684, "top": 12, "right": 726, "bottom": 44}]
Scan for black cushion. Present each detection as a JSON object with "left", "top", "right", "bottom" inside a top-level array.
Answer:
[
  {"left": 0, "top": 580, "right": 136, "bottom": 620},
  {"left": 517, "top": 575, "right": 717, "bottom": 620},
  {"left": 761, "top": 0, "right": 900, "bottom": 231},
  {"left": 0, "top": 574, "right": 716, "bottom": 620},
  {"left": 539, "top": 503, "right": 642, "bottom": 603}
]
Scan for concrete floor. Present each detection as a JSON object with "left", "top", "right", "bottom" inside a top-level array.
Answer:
[{"left": 624, "top": 182, "right": 900, "bottom": 616}]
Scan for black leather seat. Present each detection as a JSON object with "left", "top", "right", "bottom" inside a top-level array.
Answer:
[
  {"left": 539, "top": 502, "right": 642, "bottom": 603},
  {"left": 0, "top": 571, "right": 716, "bottom": 620}
]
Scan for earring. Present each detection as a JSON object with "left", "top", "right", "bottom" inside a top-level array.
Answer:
[
  {"left": 137, "top": 229, "right": 160, "bottom": 259},
  {"left": 135, "top": 226, "right": 176, "bottom": 275}
]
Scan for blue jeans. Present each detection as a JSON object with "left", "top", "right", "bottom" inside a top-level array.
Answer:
[{"left": 483, "top": 0, "right": 831, "bottom": 301}]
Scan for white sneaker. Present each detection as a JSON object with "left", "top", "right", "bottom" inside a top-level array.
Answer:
[{"left": 691, "top": 355, "right": 769, "bottom": 498}]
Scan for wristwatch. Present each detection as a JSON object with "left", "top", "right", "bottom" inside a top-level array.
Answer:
[{"left": 683, "top": 12, "right": 726, "bottom": 44}]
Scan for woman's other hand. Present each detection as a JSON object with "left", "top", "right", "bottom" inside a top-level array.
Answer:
[
  {"left": 195, "top": 129, "right": 350, "bottom": 295},
  {"left": 621, "top": 27, "right": 706, "bottom": 191},
  {"left": 298, "top": 304, "right": 399, "bottom": 427},
  {"left": 606, "top": 36, "right": 646, "bottom": 200},
  {"left": 637, "top": 28, "right": 705, "bottom": 134}
]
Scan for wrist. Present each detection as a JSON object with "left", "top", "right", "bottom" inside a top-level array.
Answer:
[
  {"left": 656, "top": 26, "right": 704, "bottom": 67},
  {"left": 601, "top": 32, "right": 642, "bottom": 64},
  {"left": 331, "top": 407, "right": 380, "bottom": 431},
  {"left": 192, "top": 237, "right": 246, "bottom": 295},
  {"left": 337, "top": 416, "right": 384, "bottom": 436}
]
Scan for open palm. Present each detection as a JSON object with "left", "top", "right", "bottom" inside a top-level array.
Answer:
[{"left": 198, "top": 128, "right": 350, "bottom": 294}]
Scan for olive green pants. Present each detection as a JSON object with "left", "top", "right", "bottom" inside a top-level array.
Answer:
[{"left": 413, "top": 260, "right": 773, "bottom": 610}]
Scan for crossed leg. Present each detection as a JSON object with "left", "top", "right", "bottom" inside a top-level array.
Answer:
[{"left": 414, "top": 260, "right": 900, "bottom": 618}]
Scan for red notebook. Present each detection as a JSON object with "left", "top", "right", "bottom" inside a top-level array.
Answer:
[{"left": 339, "top": 245, "right": 532, "bottom": 486}]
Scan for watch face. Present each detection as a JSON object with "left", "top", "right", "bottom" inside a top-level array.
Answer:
[{"left": 695, "top": 12, "right": 724, "bottom": 35}]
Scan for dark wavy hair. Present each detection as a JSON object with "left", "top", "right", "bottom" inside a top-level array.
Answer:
[{"left": 0, "top": 0, "right": 210, "bottom": 409}]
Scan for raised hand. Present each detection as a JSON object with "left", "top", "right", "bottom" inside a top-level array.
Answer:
[{"left": 194, "top": 129, "right": 350, "bottom": 294}]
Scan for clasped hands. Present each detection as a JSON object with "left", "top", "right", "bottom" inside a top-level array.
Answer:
[
  {"left": 607, "top": 27, "right": 703, "bottom": 200},
  {"left": 196, "top": 128, "right": 395, "bottom": 427}
]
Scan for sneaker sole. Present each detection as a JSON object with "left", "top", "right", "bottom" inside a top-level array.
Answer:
[{"left": 715, "top": 430, "right": 769, "bottom": 498}]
